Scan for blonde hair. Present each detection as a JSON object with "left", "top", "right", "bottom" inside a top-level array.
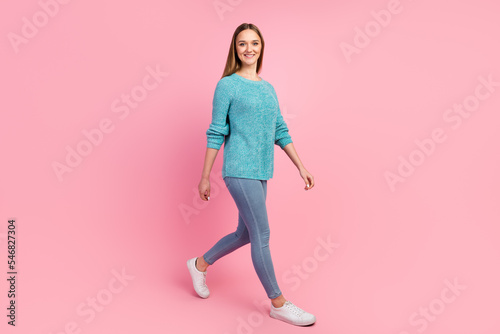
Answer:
[{"left": 221, "top": 23, "right": 265, "bottom": 79}]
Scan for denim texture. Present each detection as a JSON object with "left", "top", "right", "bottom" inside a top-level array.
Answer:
[{"left": 203, "top": 176, "right": 282, "bottom": 299}]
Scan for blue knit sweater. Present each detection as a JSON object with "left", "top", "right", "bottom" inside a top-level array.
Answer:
[{"left": 206, "top": 73, "right": 293, "bottom": 180}]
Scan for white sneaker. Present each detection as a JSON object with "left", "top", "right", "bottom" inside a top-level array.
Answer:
[
  {"left": 269, "top": 300, "right": 316, "bottom": 326},
  {"left": 187, "top": 257, "right": 209, "bottom": 298}
]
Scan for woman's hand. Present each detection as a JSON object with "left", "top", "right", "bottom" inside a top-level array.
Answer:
[
  {"left": 299, "top": 168, "right": 315, "bottom": 190},
  {"left": 198, "top": 177, "right": 211, "bottom": 201},
  {"left": 282, "top": 143, "right": 314, "bottom": 191}
]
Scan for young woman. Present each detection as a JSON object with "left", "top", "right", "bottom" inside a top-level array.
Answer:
[{"left": 187, "top": 22, "right": 316, "bottom": 327}]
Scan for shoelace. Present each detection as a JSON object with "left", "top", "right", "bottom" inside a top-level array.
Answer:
[
  {"left": 284, "top": 301, "right": 306, "bottom": 317},
  {"left": 197, "top": 271, "right": 207, "bottom": 288}
]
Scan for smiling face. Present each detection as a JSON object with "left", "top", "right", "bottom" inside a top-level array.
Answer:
[{"left": 235, "top": 29, "right": 262, "bottom": 68}]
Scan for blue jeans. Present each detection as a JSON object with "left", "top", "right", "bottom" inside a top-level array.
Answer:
[{"left": 203, "top": 176, "right": 282, "bottom": 299}]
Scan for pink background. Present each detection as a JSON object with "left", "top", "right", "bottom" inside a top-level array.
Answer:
[{"left": 1, "top": 0, "right": 499, "bottom": 333}]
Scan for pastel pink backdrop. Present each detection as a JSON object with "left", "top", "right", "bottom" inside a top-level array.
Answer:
[{"left": 1, "top": 0, "right": 499, "bottom": 333}]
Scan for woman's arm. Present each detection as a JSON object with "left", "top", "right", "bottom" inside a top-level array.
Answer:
[
  {"left": 198, "top": 147, "right": 219, "bottom": 201},
  {"left": 200, "top": 79, "right": 232, "bottom": 201},
  {"left": 282, "top": 142, "right": 315, "bottom": 190}
]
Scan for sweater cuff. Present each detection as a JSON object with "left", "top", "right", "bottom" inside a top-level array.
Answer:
[
  {"left": 207, "top": 141, "right": 222, "bottom": 150},
  {"left": 276, "top": 137, "right": 292, "bottom": 150}
]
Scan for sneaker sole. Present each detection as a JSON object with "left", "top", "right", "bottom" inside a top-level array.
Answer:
[{"left": 269, "top": 310, "right": 316, "bottom": 326}]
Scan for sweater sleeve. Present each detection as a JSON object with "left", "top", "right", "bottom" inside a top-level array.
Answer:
[
  {"left": 206, "top": 79, "right": 231, "bottom": 150},
  {"left": 271, "top": 87, "right": 293, "bottom": 149}
]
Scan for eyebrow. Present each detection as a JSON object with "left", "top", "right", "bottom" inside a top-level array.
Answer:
[{"left": 238, "top": 40, "right": 260, "bottom": 42}]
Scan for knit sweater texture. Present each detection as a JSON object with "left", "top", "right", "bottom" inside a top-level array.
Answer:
[{"left": 206, "top": 73, "right": 293, "bottom": 180}]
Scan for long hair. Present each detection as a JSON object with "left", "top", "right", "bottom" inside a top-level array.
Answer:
[{"left": 221, "top": 23, "right": 265, "bottom": 79}]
